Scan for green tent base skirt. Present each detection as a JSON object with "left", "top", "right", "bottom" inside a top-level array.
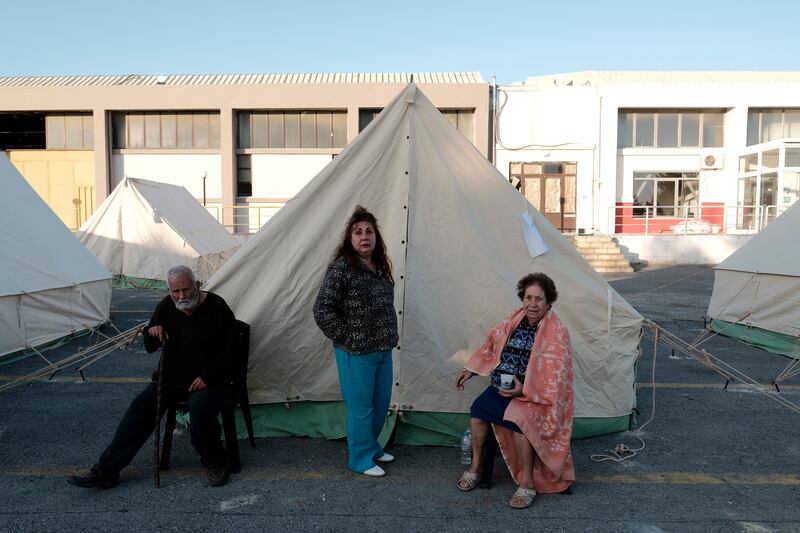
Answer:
[
  {"left": 709, "top": 319, "right": 800, "bottom": 359},
  {"left": 0, "top": 329, "right": 93, "bottom": 366},
  {"left": 112, "top": 276, "right": 167, "bottom": 289},
  {"left": 231, "top": 401, "right": 633, "bottom": 447}
]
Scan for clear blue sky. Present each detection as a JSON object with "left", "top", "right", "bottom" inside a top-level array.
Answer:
[{"left": 3, "top": 0, "right": 798, "bottom": 84}]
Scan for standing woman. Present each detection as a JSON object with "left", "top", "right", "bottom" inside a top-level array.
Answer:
[{"left": 314, "top": 206, "right": 398, "bottom": 477}]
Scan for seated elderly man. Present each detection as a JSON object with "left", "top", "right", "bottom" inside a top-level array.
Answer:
[{"left": 68, "top": 265, "right": 238, "bottom": 488}]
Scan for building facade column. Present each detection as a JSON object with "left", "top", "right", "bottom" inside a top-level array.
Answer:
[
  {"left": 220, "top": 106, "right": 236, "bottom": 231},
  {"left": 597, "top": 100, "right": 621, "bottom": 234},
  {"left": 347, "top": 105, "right": 360, "bottom": 144},
  {"left": 92, "top": 108, "right": 110, "bottom": 202}
]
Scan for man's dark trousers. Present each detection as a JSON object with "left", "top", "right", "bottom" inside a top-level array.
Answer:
[{"left": 94, "top": 382, "right": 232, "bottom": 475}]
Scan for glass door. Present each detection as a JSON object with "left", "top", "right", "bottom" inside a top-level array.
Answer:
[{"left": 737, "top": 176, "right": 757, "bottom": 230}]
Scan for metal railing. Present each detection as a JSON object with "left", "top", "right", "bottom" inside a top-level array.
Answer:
[
  {"left": 607, "top": 204, "right": 786, "bottom": 235},
  {"left": 204, "top": 203, "right": 287, "bottom": 234},
  {"left": 204, "top": 204, "right": 221, "bottom": 222}
]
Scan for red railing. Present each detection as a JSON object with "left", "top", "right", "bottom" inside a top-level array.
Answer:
[{"left": 608, "top": 203, "right": 785, "bottom": 235}]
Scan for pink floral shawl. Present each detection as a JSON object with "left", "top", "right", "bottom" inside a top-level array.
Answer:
[{"left": 464, "top": 308, "right": 575, "bottom": 493}]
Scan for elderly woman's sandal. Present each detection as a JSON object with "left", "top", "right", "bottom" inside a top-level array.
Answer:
[
  {"left": 509, "top": 487, "right": 536, "bottom": 509},
  {"left": 457, "top": 471, "right": 481, "bottom": 491}
]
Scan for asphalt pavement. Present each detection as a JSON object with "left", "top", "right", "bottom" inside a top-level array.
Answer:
[{"left": 1, "top": 265, "right": 798, "bottom": 532}]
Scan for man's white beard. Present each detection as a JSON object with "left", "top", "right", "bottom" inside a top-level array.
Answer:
[{"left": 175, "top": 291, "right": 200, "bottom": 312}]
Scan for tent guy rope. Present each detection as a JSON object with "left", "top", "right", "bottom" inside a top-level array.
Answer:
[{"left": 0, "top": 321, "right": 147, "bottom": 394}]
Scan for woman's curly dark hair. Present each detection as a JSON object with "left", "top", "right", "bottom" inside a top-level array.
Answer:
[
  {"left": 516, "top": 272, "right": 558, "bottom": 304},
  {"left": 334, "top": 205, "right": 393, "bottom": 283}
]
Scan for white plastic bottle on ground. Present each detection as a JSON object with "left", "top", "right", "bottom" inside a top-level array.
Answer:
[{"left": 460, "top": 430, "right": 472, "bottom": 465}]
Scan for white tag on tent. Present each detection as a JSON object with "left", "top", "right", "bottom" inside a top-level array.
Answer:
[{"left": 519, "top": 212, "right": 548, "bottom": 258}]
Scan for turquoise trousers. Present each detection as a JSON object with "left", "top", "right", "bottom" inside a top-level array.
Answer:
[{"left": 334, "top": 348, "right": 393, "bottom": 473}]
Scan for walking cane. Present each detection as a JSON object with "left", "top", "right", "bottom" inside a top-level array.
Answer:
[{"left": 153, "top": 350, "right": 165, "bottom": 488}]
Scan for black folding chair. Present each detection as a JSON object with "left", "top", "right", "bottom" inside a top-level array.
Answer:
[{"left": 159, "top": 320, "right": 255, "bottom": 474}]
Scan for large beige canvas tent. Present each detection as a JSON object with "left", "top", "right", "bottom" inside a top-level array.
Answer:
[
  {"left": 77, "top": 178, "right": 241, "bottom": 287},
  {"left": 206, "top": 84, "right": 643, "bottom": 444},
  {"left": 0, "top": 154, "right": 111, "bottom": 360},
  {"left": 707, "top": 202, "right": 800, "bottom": 357}
]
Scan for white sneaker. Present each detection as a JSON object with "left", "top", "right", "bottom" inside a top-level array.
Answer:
[
  {"left": 363, "top": 465, "right": 386, "bottom": 477},
  {"left": 376, "top": 453, "right": 395, "bottom": 463}
]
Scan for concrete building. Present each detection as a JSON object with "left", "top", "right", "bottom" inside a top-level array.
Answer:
[
  {"left": 7, "top": 69, "right": 799, "bottom": 265},
  {"left": 495, "top": 72, "right": 800, "bottom": 248},
  {"left": 0, "top": 72, "right": 489, "bottom": 231}
]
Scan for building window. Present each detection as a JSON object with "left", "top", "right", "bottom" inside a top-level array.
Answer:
[
  {"left": 358, "top": 109, "right": 382, "bottom": 132},
  {"left": 736, "top": 143, "right": 800, "bottom": 228},
  {"left": 633, "top": 172, "right": 699, "bottom": 217},
  {"left": 237, "top": 110, "right": 347, "bottom": 149},
  {"left": 237, "top": 155, "right": 252, "bottom": 197},
  {"left": 45, "top": 113, "right": 93, "bottom": 149},
  {"left": 634, "top": 113, "right": 654, "bottom": 147},
  {"left": 784, "top": 169, "right": 800, "bottom": 206},
  {"left": 358, "top": 107, "right": 475, "bottom": 143},
  {"left": 440, "top": 109, "right": 474, "bottom": 140},
  {"left": 618, "top": 110, "right": 724, "bottom": 148},
  {"left": 112, "top": 112, "right": 220, "bottom": 149},
  {"left": 0, "top": 113, "right": 46, "bottom": 149},
  {"left": 747, "top": 108, "right": 800, "bottom": 145}
]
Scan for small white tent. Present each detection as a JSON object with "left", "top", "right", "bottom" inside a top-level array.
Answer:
[
  {"left": 77, "top": 178, "right": 241, "bottom": 286},
  {"left": 707, "top": 202, "right": 800, "bottom": 356},
  {"left": 206, "top": 84, "right": 643, "bottom": 443},
  {"left": 0, "top": 154, "right": 111, "bottom": 360}
]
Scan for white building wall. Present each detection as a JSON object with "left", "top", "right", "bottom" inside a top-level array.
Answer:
[
  {"left": 497, "top": 86, "right": 598, "bottom": 147},
  {"left": 110, "top": 152, "right": 335, "bottom": 232},
  {"left": 250, "top": 154, "right": 333, "bottom": 199},
  {"left": 111, "top": 153, "right": 222, "bottom": 200},
  {"left": 597, "top": 96, "right": 620, "bottom": 232},
  {"left": 598, "top": 84, "right": 755, "bottom": 232},
  {"left": 499, "top": 74, "right": 800, "bottom": 235},
  {"left": 495, "top": 86, "right": 599, "bottom": 231},
  {"left": 617, "top": 235, "right": 751, "bottom": 265},
  {"left": 496, "top": 148, "right": 596, "bottom": 230}
]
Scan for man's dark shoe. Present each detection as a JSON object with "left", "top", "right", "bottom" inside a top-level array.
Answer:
[
  {"left": 207, "top": 463, "right": 229, "bottom": 487},
  {"left": 67, "top": 468, "right": 119, "bottom": 488}
]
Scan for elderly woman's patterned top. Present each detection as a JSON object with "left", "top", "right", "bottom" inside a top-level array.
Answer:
[
  {"left": 313, "top": 256, "right": 399, "bottom": 354},
  {"left": 490, "top": 317, "right": 537, "bottom": 389}
]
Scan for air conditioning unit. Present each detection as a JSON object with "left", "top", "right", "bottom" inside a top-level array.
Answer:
[{"left": 700, "top": 152, "right": 724, "bottom": 170}]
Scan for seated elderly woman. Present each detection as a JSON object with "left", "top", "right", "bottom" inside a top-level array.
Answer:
[{"left": 454, "top": 272, "right": 575, "bottom": 509}]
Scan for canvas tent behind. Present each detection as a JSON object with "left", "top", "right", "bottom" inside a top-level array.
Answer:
[
  {"left": 0, "top": 154, "right": 111, "bottom": 361},
  {"left": 205, "top": 84, "right": 643, "bottom": 445},
  {"left": 707, "top": 201, "right": 800, "bottom": 357},
  {"left": 77, "top": 178, "right": 241, "bottom": 287}
]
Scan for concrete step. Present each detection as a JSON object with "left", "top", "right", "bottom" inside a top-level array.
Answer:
[
  {"left": 582, "top": 251, "right": 627, "bottom": 261},
  {"left": 574, "top": 242, "right": 617, "bottom": 250},
  {"left": 591, "top": 260, "right": 634, "bottom": 268},
  {"left": 576, "top": 243, "right": 622, "bottom": 250},
  {"left": 569, "top": 235, "right": 614, "bottom": 244},
  {"left": 571, "top": 238, "right": 617, "bottom": 246},
  {"left": 595, "top": 266, "right": 634, "bottom": 273},
  {"left": 569, "top": 234, "right": 634, "bottom": 273},
  {"left": 576, "top": 247, "right": 622, "bottom": 255}
]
